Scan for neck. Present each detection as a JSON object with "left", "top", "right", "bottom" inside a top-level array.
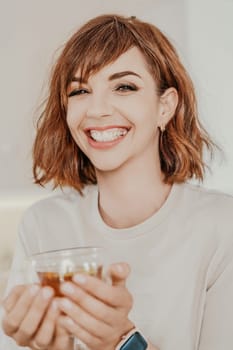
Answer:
[{"left": 96, "top": 154, "right": 172, "bottom": 229}]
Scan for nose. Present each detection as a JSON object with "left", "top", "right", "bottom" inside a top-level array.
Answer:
[{"left": 86, "top": 92, "right": 113, "bottom": 119}]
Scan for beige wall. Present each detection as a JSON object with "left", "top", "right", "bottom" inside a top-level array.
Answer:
[
  {"left": 0, "top": 196, "right": 45, "bottom": 298},
  {"left": 0, "top": 206, "right": 23, "bottom": 297}
]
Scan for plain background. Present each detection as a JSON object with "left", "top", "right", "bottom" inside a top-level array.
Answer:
[{"left": 0, "top": 1, "right": 233, "bottom": 295}]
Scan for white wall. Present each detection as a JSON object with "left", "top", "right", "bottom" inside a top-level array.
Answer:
[{"left": 186, "top": 0, "right": 233, "bottom": 193}]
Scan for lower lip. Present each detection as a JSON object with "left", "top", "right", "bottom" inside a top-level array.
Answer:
[{"left": 86, "top": 133, "right": 128, "bottom": 149}]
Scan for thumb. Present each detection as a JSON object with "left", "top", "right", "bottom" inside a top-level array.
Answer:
[{"left": 108, "top": 262, "right": 131, "bottom": 286}]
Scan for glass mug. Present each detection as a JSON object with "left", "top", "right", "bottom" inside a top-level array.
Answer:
[{"left": 29, "top": 246, "right": 106, "bottom": 350}]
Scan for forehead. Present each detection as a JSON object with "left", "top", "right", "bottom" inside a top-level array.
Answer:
[{"left": 74, "top": 47, "right": 152, "bottom": 81}]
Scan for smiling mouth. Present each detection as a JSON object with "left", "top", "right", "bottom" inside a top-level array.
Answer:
[{"left": 86, "top": 127, "right": 130, "bottom": 142}]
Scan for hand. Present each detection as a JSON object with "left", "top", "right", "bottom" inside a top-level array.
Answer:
[
  {"left": 2, "top": 284, "right": 72, "bottom": 350},
  {"left": 57, "top": 262, "right": 134, "bottom": 350}
]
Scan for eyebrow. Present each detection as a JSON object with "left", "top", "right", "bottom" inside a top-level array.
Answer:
[
  {"left": 108, "top": 71, "right": 142, "bottom": 81},
  {"left": 71, "top": 70, "right": 142, "bottom": 83}
]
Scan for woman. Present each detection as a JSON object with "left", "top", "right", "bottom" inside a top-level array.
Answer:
[{"left": 1, "top": 14, "right": 233, "bottom": 350}]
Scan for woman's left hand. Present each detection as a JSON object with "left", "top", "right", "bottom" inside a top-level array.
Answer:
[{"left": 57, "top": 262, "right": 134, "bottom": 350}]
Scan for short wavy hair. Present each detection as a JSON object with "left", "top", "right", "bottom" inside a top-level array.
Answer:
[{"left": 33, "top": 14, "right": 214, "bottom": 193}]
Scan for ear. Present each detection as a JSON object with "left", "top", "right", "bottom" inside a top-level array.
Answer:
[{"left": 158, "top": 87, "right": 178, "bottom": 130}]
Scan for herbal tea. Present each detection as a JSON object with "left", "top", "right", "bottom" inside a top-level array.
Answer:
[{"left": 37, "top": 265, "right": 102, "bottom": 296}]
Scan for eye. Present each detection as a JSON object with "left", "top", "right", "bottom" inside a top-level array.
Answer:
[
  {"left": 115, "top": 84, "right": 138, "bottom": 92},
  {"left": 68, "top": 89, "right": 89, "bottom": 98}
]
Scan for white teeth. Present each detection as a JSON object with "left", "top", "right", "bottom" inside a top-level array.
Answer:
[{"left": 89, "top": 128, "right": 128, "bottom": 142}]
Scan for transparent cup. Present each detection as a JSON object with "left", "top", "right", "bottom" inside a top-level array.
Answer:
[{"left": 29, "top": 246, "right": 106, "bottom": 350}]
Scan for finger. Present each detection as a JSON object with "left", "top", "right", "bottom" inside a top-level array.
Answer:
[
  {"left": 60, "top": 282, "right": 117, "bottom": 324},
  {"left": 52, "top": 324, "right": 73, "bottom": 350},
  {"left": 71, "top": 273, "right": 129, "bottom": 307},
  {"left": 31, "top": 299, "right": 59, "bottom": 348},
  {"left": 108, "top": 263, "right": 131, "bottom": 286},
  {"left": 59, "top": 315, "right": 102, "bottom": 349},
  {"left": 2, "top": 284, "right": 40, "bottom": 336},
  {"left": 58, "top": 297, "right": 111, "bottom": 338},
  {"left": 13, "top": 287, "right": 54, "bottom": 346},
  {"left": 3, "top": 285, "right": 28, "bottom": 313}
]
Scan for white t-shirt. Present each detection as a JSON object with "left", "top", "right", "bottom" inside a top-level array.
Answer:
[{"left": 1, "top": 183, "right": 233, "bottom": 350}]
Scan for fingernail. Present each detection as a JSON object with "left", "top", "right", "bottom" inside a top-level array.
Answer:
[
  {"left": 42, "top": 287, "right": 54, "bottom": 299},
  {"left": 60, "top": 298, "right": 72, "bottom": 310},
  {"left": 116, "top": 264, "right": 124, "bottom": 274},
  {"left": 73, "top": 274, "right": 86, "bottom": 284},
  {"left": 59, "top": 316, "right": 75, "bottom": 328},
  {"left": 116, "top": 263, "right": 130, "bottom": 275},
  {"left": 66, "top": 317, "right": 75, "bottom": 326},
  {"left": 60, "top": 283, "right": 75, "bottom": 295},
  {"left": 29, "top": 284, "right": 40, "bottom": 296}
]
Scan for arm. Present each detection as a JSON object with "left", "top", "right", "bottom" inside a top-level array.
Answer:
[
  {"left": 198, "top": 257, "right": 233, "bottom": 349},
  {"left": 147, "top": 343, "right": 159, "bottom": 350},
  {"left": 144, "top": 256, "right": 233, "bottom": 350}
]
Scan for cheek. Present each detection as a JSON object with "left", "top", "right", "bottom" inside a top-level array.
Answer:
[
  {"left": 66, "top": 103, "right": 84, "bottom": 129},
  {"left": 118, "top": 94, "right": 160, "bottom": 123}
]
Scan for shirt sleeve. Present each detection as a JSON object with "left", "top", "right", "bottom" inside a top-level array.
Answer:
[
  {"left": 0, "top": 236, "right": 31, "bottom": 350},
  {"left": 198, "top": 255, "right": 233, "bottom": 349}
]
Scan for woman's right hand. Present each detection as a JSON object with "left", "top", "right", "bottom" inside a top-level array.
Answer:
[{"left": 2, "top": 284, "right": 73, "bottom": 350}]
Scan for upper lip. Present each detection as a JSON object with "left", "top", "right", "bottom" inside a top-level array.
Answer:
[{"left": 84, "top": 125, "right": 131, "bottom": 132}]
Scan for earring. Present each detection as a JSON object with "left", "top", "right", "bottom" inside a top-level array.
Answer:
[{"left": 159, "top": 124, "right": 166, "bottom": 132}]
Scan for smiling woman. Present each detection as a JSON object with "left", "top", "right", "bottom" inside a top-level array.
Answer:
[
  {"left": 32, "top": 14, "right": 212, "bottom": 192},
  {"left": 1, "top": 14, "right": 233, "bottom": 350},
  {"left": 65, "top": 46, "right": 172, "bottom": 173}
]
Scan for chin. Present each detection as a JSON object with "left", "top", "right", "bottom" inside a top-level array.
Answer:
[{"left": 91, "top": 158, "right": 126, "bottom": 173}]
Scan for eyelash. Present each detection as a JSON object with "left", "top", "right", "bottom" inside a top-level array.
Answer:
[
  {"left": 115, "top": 84, "right": 138, "bottom": 92},
  {"left": 68, "top": 89, "right": 88, "bottom": 98},
  {"left": 68, "top": 84, "right": 138, "bottom": 98}
]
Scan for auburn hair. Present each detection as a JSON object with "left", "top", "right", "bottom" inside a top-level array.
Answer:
[{"left": 33, "top": 14, "right": 214, "bottom": 193}]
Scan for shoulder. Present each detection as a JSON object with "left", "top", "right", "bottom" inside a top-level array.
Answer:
[
  {"left": 181, "top": 182, "right": 233, "bottom": 219},
  {"left": 18, "top": 185, "right": 98, "bottom": 255},
  {"left": 20, "top": 185, "right": 97, "bottom": 227},
  {"left": 180, "top": 183, "right": 233, "bottom": 284},
  {"left": 179, "top": 182, "right": 233, "bottom": 251}
]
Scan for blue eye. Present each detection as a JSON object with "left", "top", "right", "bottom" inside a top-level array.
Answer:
[{"left": 68, "top": 89, "right": 88, "bottom": 97}]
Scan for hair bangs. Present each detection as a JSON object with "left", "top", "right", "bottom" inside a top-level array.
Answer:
[{"left": 65, "top": 17, "right": 137, "bottom": 85}]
